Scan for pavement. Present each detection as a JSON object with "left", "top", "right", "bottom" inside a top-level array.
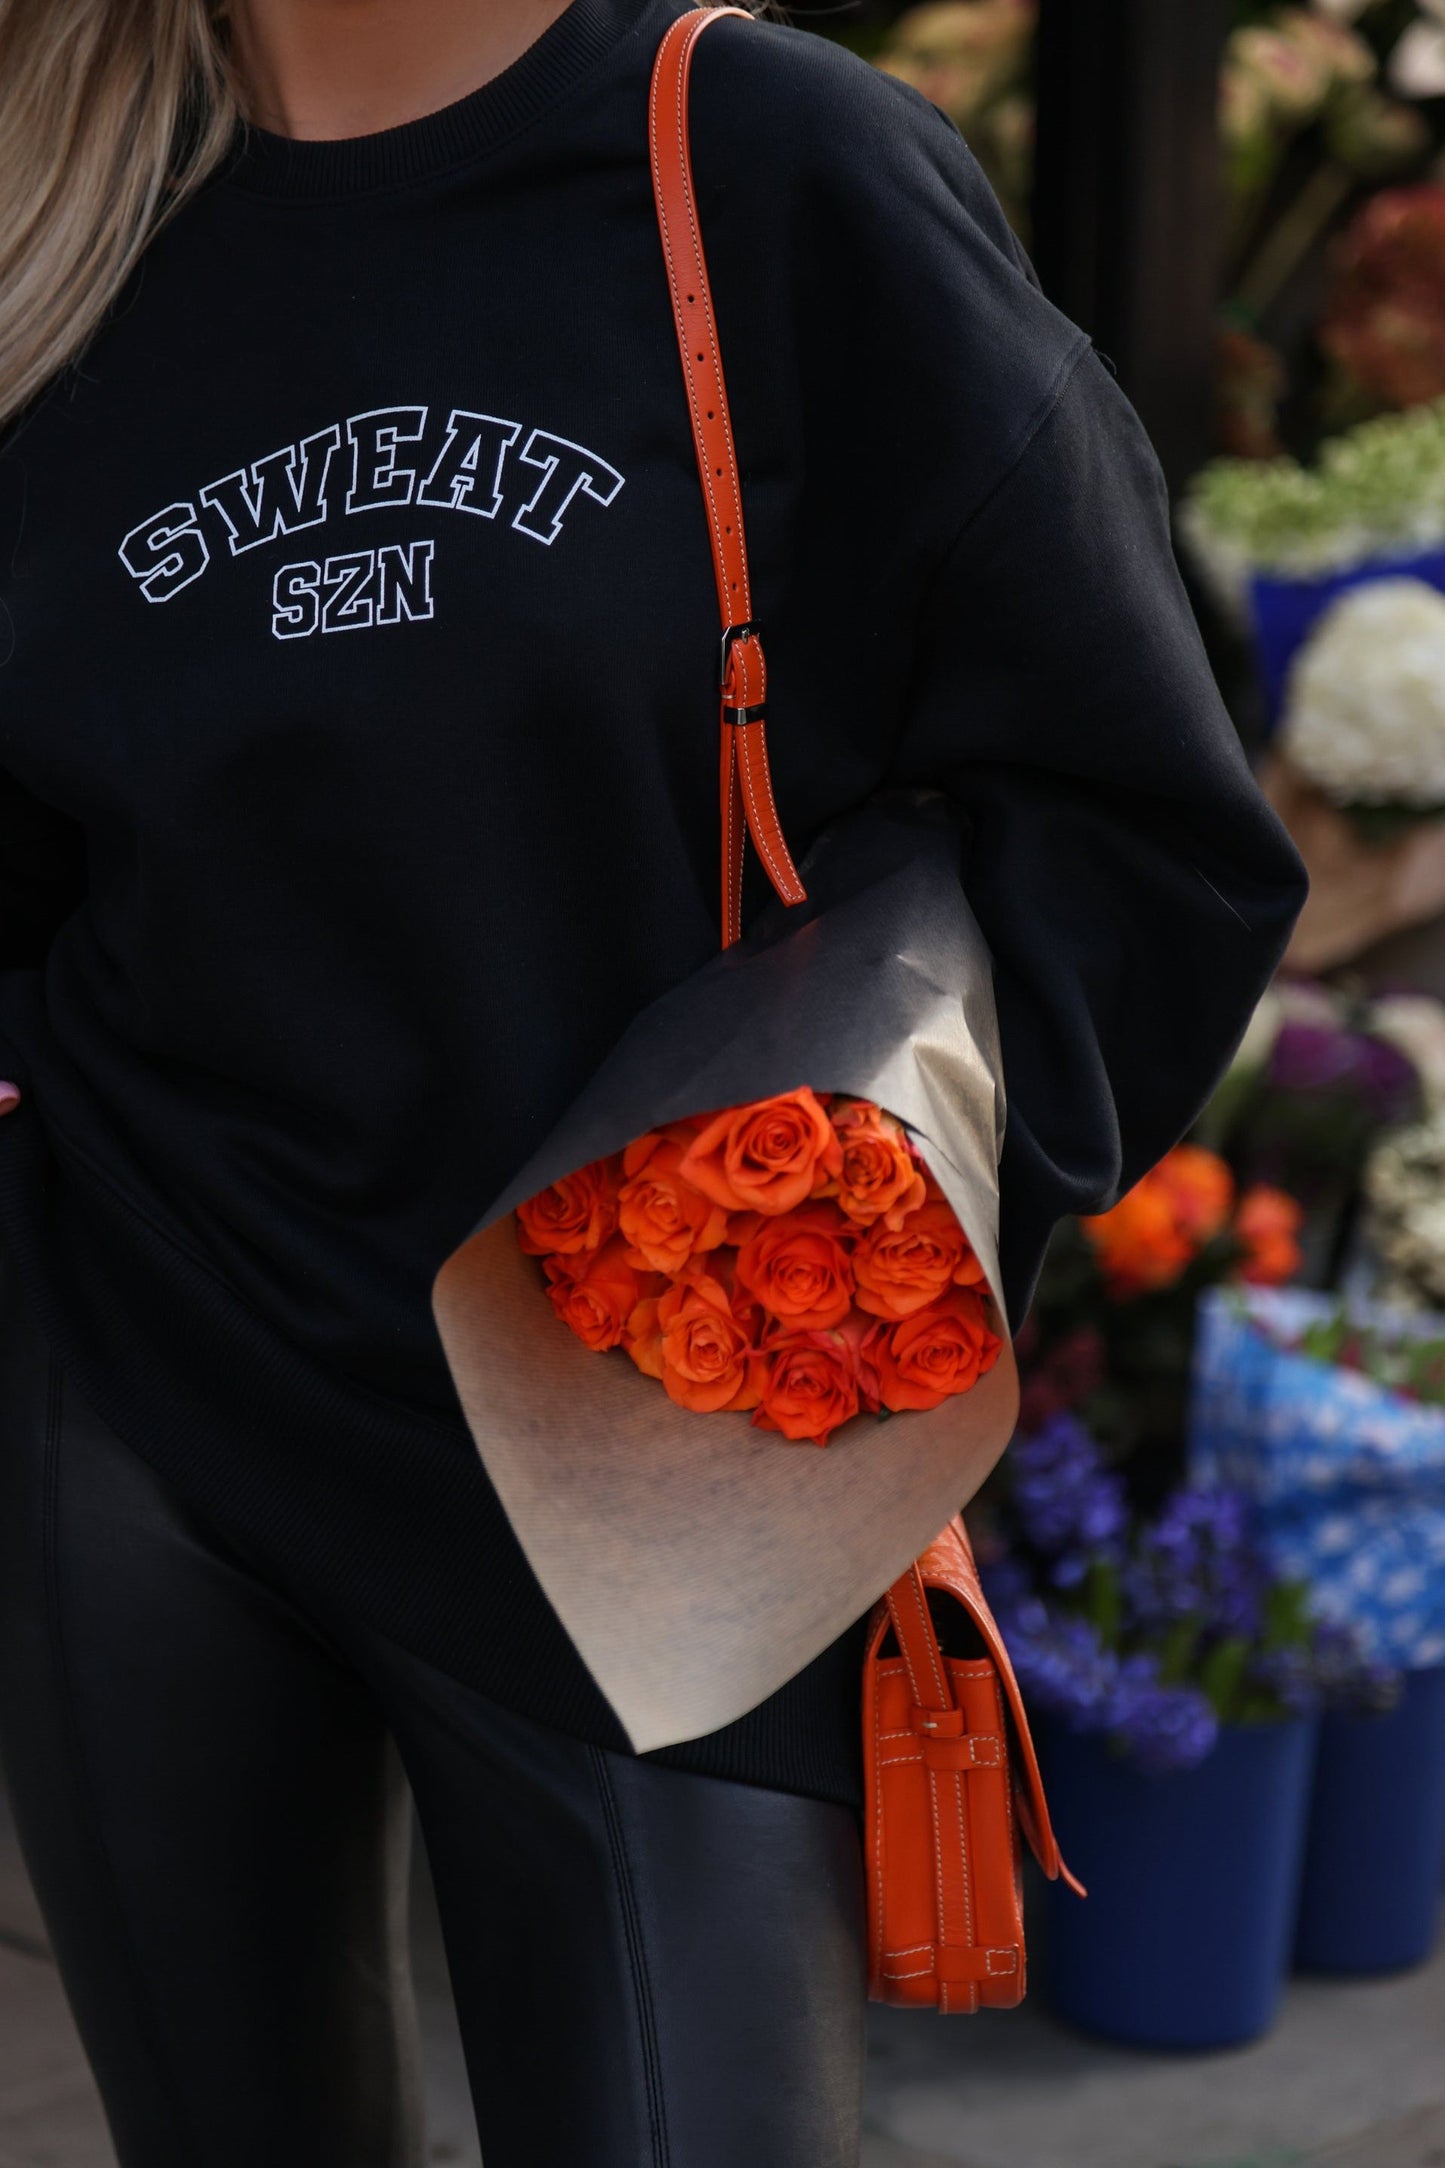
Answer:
[{"left": 1, "top": 1782, "right": 1441, "bottom": 2168}]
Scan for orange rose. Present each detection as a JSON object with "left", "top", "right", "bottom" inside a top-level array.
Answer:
[
  {"left": 827, "top": 1099, "right": 927, "bottom": 1228},
  {"left": 868, "top": 1289, "right": 1002, "bottom": 1412},
  {"left": 1081, "top": 1145, "right": 1235, "bottom": 1297},
  {"left": 753, "top": 1323, "right": 864, "bottom": 1446},
  {"left": 1165, "top": 1145, "right": 1236, "bottom": 1243},
  {"left": 1234, "top": 1185, "right": 1303, "bottom": 1286},
  {"left": 734, "top": 1202, "right": 856, "bottom": 1330},
  {"left": 642, "top": 1272, "right": 766, "bottom": 1414},
  {"left": 678, "top": 1088, "right": 843, "bottom": 1216},
  {"left": 516, "top": 1157, "right": 619, "bottom": 1256},
  {"left": 617, "top": 1132, "right": 731, "bottom": 1275},
  {"left": 621, "top": 1291, "right": 665, "bottom": 1379},
  {"left": 852, "top": 1201, "right": 982, "bottom": 1321},
  {"left": 544, "top": 1239, "right": 656, "bottom": 1353}
]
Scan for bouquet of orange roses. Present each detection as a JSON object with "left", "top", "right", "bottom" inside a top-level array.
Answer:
[
  {"left": 430, "top": 798, "right": 1018, "bottom": 1753},
  {"left": 516, "top": 1088, "right": 1002, "bottom": 1448}
]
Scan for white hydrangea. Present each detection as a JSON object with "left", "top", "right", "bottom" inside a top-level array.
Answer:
[
  {"left": 1282, "top": 577, "right": 1445, "bottom": 807},
  {"left": 1366, "top": 1110, "right": 1445, "bottom": 1307}
]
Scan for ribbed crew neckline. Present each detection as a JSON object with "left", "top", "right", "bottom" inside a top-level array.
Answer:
[{"left": 226, "top": 0, "right": 665, "bottom": 197}]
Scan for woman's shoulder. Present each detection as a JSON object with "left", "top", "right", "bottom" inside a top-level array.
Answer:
[
  {"left": 682, "top": 7, "right": 1026, "bottom": 266},
  {"left": 680, "top": 7, "right": 1090, "bottom": 509}
]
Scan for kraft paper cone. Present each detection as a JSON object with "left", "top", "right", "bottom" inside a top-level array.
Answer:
[{"left": 432, "top": 793, "right": 1019, "bottom": 1753}]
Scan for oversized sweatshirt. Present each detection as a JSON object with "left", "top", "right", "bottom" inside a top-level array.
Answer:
[{"left": 0, "top": 0, "right": 1306, "bottom": 1805}]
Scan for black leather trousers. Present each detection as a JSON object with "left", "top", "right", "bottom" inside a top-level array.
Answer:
[{"left": 0, "top": 1284, "right": 868, "bottom": 2168}]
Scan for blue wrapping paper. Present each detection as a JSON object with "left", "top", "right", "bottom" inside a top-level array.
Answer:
[{"left": 1188, "top": 1286, "right": 1445, "bottom": 1668}]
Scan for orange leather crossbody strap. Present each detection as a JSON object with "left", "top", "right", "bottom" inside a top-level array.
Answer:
[{"left": 648, "top": 4, "right": 807, "bottom": 949}]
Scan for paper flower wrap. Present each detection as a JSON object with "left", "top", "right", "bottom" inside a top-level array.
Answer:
[
  {"left": 431, "top": 797, "right": 1019, "bottom": 1751},
  {"left": 1188, "top": 1285, "right": 1445, "bottom": 1668}
]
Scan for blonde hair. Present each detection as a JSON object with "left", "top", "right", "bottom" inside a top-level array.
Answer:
[
  {"left": 0, "top": 0, "right": 236, "bottom": 434},
  {"left": 0, "top": 0, "right": 791, "bottom": 438}
]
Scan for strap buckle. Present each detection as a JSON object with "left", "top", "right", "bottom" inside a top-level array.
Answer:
[
  {"left": 718, "top": 618, "right": 759, "bottom": 687},
  {"left": 720, "top": 620, "right": 766, "bottom": 726}
]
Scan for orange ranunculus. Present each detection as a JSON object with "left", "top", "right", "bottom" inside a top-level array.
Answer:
[
  {"left": 1081, "top": 1144, "right": 1235, "bottom": 1297},
  {"left": 867, "top": 1289, "right": 1002, "bottom": 1413},
  {"left": 852, "top": 1201, "right": 982, "bottom": 1321},
  {"left": 651, "top": 1272, "right": 766, "bottom": 1413},
  {"left": 1234, "top": 1185, "right": 1304, "bottom": 1286},
  {"left": 516, "top": 1157, "right": 619, "bottom": 1256},
  {"left": 752, "top": 1323, "right": 864, "bottom": 1446},
  {"left": 826, "top": 1099, "right": 928, "bottom": 1228},
  {"left": 617, "top": 1133, "right": 731, "bottom": 1275},
  {"left": 734, "top": 1202, "right": 856, "bottom": 1331},
  {"left": 544, "top": 1239, "right": 656, "bottom": 1353},
  {"left": 677, "top": 1088, "right": 843, "bottom": 1216}
]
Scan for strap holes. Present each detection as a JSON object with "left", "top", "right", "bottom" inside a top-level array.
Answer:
[{"left": 696, "top": 350, "right": 705, "bottom": 360}]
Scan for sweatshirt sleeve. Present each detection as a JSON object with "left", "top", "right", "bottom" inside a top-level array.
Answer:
[
  {"left": 886, "top": 340, "right": 1308, "bottom": 1325},
  {"left": 0, "top": 766, "right": 86, "bottom": 971}
]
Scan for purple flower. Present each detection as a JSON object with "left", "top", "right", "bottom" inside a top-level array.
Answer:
[
  {"left": 1123, "top": 1484, "right": 1268, "bottom": 1640},
  {"left": 1105, "top": 1654, "right": 1219, "bottom": 1773},
  {"left": 1359, "top": 1035, "right": 1419, "bottom": 1124},
  {"left": 1267, "top": 1020, "right": 1417, "bottom": 1123},
  {"left": 984, "top": 1589, "right": 1220, "bottom": 1773},
  {"left": 1007, "top": 1414, "right": 1128, "bottom": 1570}
]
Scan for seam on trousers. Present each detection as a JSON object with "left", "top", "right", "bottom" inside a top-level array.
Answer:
[
  {"left": 41, "top": 1350, "right": 201, "bottom": 2165},
  {"left": 589, "top": 1746, "right": 671, "bottom": 2168}
]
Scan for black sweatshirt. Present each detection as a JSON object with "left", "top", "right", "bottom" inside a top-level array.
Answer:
[{"left": 0, "top": 0, "right": 1306, "bottom": 1806}]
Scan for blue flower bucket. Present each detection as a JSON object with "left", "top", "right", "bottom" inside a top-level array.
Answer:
[
  {"left": 1294, "top": 1664, "right": 1445, "bottom": 1975},
  {"left": 1037, "top": 1714, "right": 1319, "bottom": 2049},
  {"left": 1249, "top": 547, "right": 1445, "bottom": 734}
]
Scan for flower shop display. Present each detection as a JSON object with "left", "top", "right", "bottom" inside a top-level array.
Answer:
[
  {"left": 1190, "top": 1285, "right": 1445, "bottom": 1666},
  {"left": 1279, "top": 576, "right": 1445, "bottom": 817},
  {"left": 1033, "top": 1715, "right": 1319, "bottom": 2048},
  {"left": 1199, "top": 977, "right": 1425, "bottom": 1286},
  {"left": 515, "top": 1089, "right": 1002, "bottom": 1448},
  {"left": 1295, "top": 1663, "right": 1445, "bottom": 1972},
  {"left": 1019, "top": 1140, "right": 1303, "bottom": 1494},
  {"left": 1181, "top": 416, "right": 1445, "bottom": 965},
  {"left": 1190, "top": 1283, "right": 1445, "bottom": 1974},
  {"left": 1365, "top": 1107, "right": 1445, "bottom": 1307},
  {"left": 1219, "top": 5, "right": 1435, "bottom": 460},
  {"left": 1181, "top": 399, "right": 1445, "bottom": 706},
  {"left": 1318, "top": 183, "right": 1445, "bottom": 418},
  {"left": 973, "top": 1422, "right": 1377, "bottom": 2047}
]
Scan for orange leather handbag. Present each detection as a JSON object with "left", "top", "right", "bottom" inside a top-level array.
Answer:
[
  {"left": 862, "top": 1515, "right": 1084, "bottom": 2010},
  {"left": 650, "top": 3, "right": 1081, "bottom": 2012}
]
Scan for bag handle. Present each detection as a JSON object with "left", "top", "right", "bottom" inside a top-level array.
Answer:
[{"left": 649, "top": 4, "right": 807, "bottom": 949}]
